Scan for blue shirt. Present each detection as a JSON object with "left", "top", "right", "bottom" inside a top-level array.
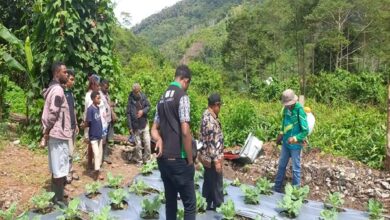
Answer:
[{"left": 87, "top": 105, "right": 103, "bottom": 140}]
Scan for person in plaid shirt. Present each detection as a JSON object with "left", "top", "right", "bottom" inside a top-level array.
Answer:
[{"left": 199, "top": 93, "right": 224, "bottom": 211}]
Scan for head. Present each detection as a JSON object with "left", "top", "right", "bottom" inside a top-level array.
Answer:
[
  {"left": 65, "top": 69, "right": 75, "bottom": 89},
  {"left": 100, "top": 79, "right": 109, "bottom": 94},
  {"left": 90, "top": 91, "right": 101, "bottom": 106},
  {"left": 51, "top": 61, "right": 67, "bottom": 84},
  {"left": 174, "top": 65, "right": 191, "bottom": 91},
  {"left": 132, "top": 83, "right": 141, "bottom": 99},
  {"left": 87, "top": 77, "right": 100, "bottom": 92},
  {"left": 208, "top": 93, "right": 222, "bottom": 116},
  {"left": 282, "top": 89, "right": 298, "bottom": 110}
]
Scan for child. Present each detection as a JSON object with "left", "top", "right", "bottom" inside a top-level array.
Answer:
[{"left": 85, "top": 91, "right": 104, "bottom": 180}]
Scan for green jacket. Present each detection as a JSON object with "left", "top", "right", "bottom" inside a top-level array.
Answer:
[{"left": 281, "top": 102, "right": 309, "bottom": 150}]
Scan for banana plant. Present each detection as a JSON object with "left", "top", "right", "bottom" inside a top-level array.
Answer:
[{"left": 0, "top": 24, "right": 37, "bottom": 121}]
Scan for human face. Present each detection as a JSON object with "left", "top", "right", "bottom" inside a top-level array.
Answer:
[
  {"left": 212, "top": 103, "right": 222, "bottom": 115},
  {"left": 93, "top": 94, "right": 101, "bottom": 106},
  {"left": 66, "top": 75, "right": 75, "bottom": 88},
  {"left": 133, "top": 87, "right": 141, "bottom": 97},
  {"left": 181, "top": 78, "right": 191, "bottom": 91},
  {"left": 58, "top": 65, "right": 68, "bottom": 84},
  {"left": 101, "top": 83, "right": 109, "bottom": 94}
]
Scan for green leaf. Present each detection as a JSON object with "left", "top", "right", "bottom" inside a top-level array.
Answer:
[
  {"left": 0, "top": 52, "right": 26, "bottom": 72},
  {"left": 24, "top": 36, "right": 34, "bottom": 74},
  {"left": 0, "top": 24, "right": 24, "bottom": 53}
]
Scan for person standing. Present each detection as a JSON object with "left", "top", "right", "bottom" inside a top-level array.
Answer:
[
  {"left": 126, "top": 83, "right": 151, "bottom": 165},
  {"left": 274, "top": 89, "right": 309, "bottom": 193},
  {"left": 100, "top": 79, "right": 114, "bottom": 164},
  {"left": 199, "top": 93, "right": 224, "bottom": 211},
  {"left": 84, "top": 91, "right": 104, "bottom": 180},
  {"left": 41, "top": 61, "right": 72, "bottom": 207},
  {"left": 64, "top": 69, "right": 80, "bottom": 183},
  {"left": 151, "top": 65, "right": 196, "bottom": 220}
]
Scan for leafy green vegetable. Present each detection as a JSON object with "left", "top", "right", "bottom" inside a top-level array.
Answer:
[
  {"left": 57, "top": 198, "right": 81, "bottom": 220},
  {"left": 241, "top": 185, "right": 260, "bottom": 205},
  {"left": 106, "top": 172, "right": 124, "bottom": 188},
  {"left": 277, "top": 184, "right": 309, "bottom": 218},
  {"left": 90, "top": 206, "right": 115, "bottom": 220},
  {"left": 158, "top": 191, "right": 166, "bottom": 204},
  {"left": 0, "top": 202, "right": 17, "bottom": 220},
  {"left": 30, "top": 191, "right": 55, "bottom": 212},
  {"left": 129, "top": 180, "right": 155, "bottom": 196},
  {"left": 320, "top": 208, "right": 338, "bottom": 220},
  {"left": 368, "top": 199, "right": 384, "bottom": 220},
  {"left": 256, "top": 177, "right": 274, "bottom": 195},
  {"left": 196, "top": 191, "right": 207, "bottom": 213},
  {"left": 85, "top": 181, "right": 102, "bottom": 196},
  {"left": 109, "top": 188, "right": 128, "bottom": 210},
  {"left": 177, "top": 208, "right": 184, "bottom": 220},
  {"left": 216, "top": 199, "right": 236, "bottom": 220},
  {"left": 141, "top": 196, "right": 161, "bottom": 219},
  {"left": 223, "top": 181, "right": 229, "bottom": 195},
  {"left": 141, "top": 160, "right": 157, "bottom": 176},
  {"left": 230, "top": 178, "right": 241, "bottom": 187},
  {"left": 325, "top": 192, "right": 344, "bottom": 210}
]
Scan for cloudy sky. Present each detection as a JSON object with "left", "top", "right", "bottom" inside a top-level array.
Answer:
[{"left": 114, "top": 0, "right": 182, "bottom": 27}]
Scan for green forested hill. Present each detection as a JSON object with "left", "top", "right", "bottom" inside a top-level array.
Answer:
[{"left": 132, "top": 0, "right": 242, "bottom": 47}]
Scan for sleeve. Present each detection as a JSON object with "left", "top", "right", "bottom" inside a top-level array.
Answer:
[
  {"left": 178, "top": 95, "right": 190, "bottom": 123},
  {"left": 280, "top": 107, "right": 285, "bottom": 134},
  {"left": 199, "top": 113, "right": 212, "bottom": 162},
  {"left": 44, "top": 87, "right": 63, "bottom": 131},
  {"left": 142, "top": 94, "right": 151, "bottom": 114},
  {"left": 295, "top": 107, "right": 309, "bottom": 142},
  {"left": 86, "top": 108, "right": 92, "bottom": 123},
  {"left": 153, "top": 105, "right": 160, "bottom": 124},
  {"left": 126, "top": 94, "right": 132, "bottom": 130},
  {"left": 83, "top": 92, "right": 92, "bottom": 121}
]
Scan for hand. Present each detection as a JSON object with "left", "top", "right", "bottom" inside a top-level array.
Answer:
[
  {"left": 155, "top": 139, "right": 163, "bottom": 158},
  {"left": 288, "top": 137, "right": 297, "bottom": 144},
  {"left": 75, "top": 126, "right": 80, "bottom": 135},
  {"left": 215, "top": 160, "right": 223, "bottom": 173},
  {"left": 136, "top": 110, "right": 143, "bottom": 119},
  {"left": 129, "top": 129, "right": 133, "bottom": 135},
  {"left": 199, "top": 156, "right": 211, "bottom": 168},
  {"left": 276, "top": 134, "right": 283, "bottom": 145}
]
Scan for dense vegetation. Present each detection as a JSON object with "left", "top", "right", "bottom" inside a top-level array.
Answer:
[{"left": 1, "top": 0, "right": 389, "bottom": 169}]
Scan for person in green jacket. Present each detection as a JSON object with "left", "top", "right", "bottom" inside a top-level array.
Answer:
[{"left": 274, "top": 89, "right": 309, "bottom": 193}]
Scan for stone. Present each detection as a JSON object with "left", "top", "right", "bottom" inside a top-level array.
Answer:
[{"left": 380, "top": 181, "right": 390, "bottom": 190}]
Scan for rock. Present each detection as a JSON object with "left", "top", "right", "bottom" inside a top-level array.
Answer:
[
  {"left": 380, "top": 181, "right": 390, "bottom": 190},
  {"left": 12, "top": 140, "right": 20, "bottom": 145}
]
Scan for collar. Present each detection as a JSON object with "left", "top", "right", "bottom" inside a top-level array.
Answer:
[
  {"left": 207, "top": 108, "right": 218, "bottom": 119},
  {"left": 170, "top": 81, "right": 182, "bottom": 89}
]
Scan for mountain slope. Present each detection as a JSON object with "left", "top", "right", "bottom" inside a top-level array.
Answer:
[{"left": 132, "top": 0, "right": 242, "bottom": 47}]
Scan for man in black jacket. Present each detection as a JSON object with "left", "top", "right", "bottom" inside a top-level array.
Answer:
[
  {"left": 126, "top": 83, "right": 151, "bottom": 165},
  {"left": 151, "top": 65, "right": 195, "bottom": 220}
]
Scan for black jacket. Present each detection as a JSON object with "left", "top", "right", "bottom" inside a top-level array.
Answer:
[{"left": 126, "top": 92, "right": 150, "bottom": 130}]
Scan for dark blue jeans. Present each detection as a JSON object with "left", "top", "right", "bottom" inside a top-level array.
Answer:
[
  {"left": 158, "top": 158, "right": 196, "bottom": 220},
  {"left": 274, "top": 144, "right": 302, "bottom": 192}
]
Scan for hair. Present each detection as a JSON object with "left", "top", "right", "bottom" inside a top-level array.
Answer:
[
  {"left": 87, "top": 71, "right": 96, "bottom": 78},
  {"left": 87, "top": 77, "right": 99, "bottom": 91},
  {"left": 132, "top": 83, "right": 141, "bottom": 91},
  {"left": 67, "top": 69, "right": 75, "bottom": 77},
  {"left": 90, "top": 91, "right": 100, "bottom": 100},
  {"left": 100, "top": 79, "right": 109, "bottom": 86},
  {"left": 51, "top": 61, "right": 65, "bottom": 76},
  {"left": 175, "top": 65, "right": 191, "bottom": 80}
]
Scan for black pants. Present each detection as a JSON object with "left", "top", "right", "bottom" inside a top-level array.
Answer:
[
  {"left": 202, "top": 162, "right": 224, "bottom": 209},
  {"left": 158, "top": 158, "right": 196, "bottom": 220}
]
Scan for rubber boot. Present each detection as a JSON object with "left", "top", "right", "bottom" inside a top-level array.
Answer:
[{"left": 52, "top": 177, "right": 67, "bottom": 208}]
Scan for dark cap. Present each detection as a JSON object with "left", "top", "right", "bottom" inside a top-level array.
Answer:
[{"left": 208, "top": 93, "right": 222, "bottom": 106}]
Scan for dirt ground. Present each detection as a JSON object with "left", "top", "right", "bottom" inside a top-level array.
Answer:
[
  {"left": 0, "top": 141, "right": 139, "bottom": 215},
  {"left": 1, "top": 139, "right": 390, "bottom": 216}
]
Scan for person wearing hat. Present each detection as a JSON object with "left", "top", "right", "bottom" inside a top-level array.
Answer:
[
  {"left": 199, "top": 93, "right": 224, "bottom": 210},
  {"left": 274, "top": 89, "right": 309, "bottom": 193}
]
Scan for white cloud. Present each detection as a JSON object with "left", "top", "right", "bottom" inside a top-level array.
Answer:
[{"left": 114, "top": 0, "right": 181, "bottom": 27}]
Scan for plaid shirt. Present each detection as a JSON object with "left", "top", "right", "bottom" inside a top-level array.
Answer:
[{"left": 199, "top": 108, "right": 224, "bottom": 163}]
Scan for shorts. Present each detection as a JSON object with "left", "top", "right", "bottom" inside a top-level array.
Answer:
[{"left": 48, "top": 137, "right": 70, "bottom": 178}]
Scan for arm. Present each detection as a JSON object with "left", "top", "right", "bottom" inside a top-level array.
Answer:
[
  {"left": 151, "top": 107, "right": 163, "bottom": 157},
  {"left": 43, "top": 87, "right": 63, "bottom": 134},
  {"left": 178, "top": 95, "right": 193, "bottom": 164}
]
